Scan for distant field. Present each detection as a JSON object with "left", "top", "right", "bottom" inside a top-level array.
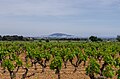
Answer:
[{"left": 0, "top": 41, "right": 119, "bottom": 79}]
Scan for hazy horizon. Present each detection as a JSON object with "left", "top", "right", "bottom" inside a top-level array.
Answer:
[{"left": 0, "top": 0, "right": 120, "bottom": 37}]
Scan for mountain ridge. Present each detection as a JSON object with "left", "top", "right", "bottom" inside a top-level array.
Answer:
[{"left": 49, "top": 33, "right": 73, "bottom": 37}]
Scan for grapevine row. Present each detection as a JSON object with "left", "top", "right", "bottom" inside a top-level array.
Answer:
[{"left": 0, "top": 41, "right": 120, "bottom": 79}]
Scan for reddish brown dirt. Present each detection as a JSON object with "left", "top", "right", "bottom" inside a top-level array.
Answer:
[
  {"left": 0, "top": 61, "right": 90, "bottom": 79},
  {"left": 0, "top": 53, "right": 118, "bottom": 79},
  {"left": 0, "top": 62, "right": 117, "bottom": 79}
]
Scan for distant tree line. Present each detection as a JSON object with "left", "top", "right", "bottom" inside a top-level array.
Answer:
[
  {"left": 0, "top": 35, "right": 119, "bottom": 42},
  {"left": 89, "top": 35, "right": 120, "bottom": 42},
  {"left": 36, "top": 35, "right": 120, "bottom": 42},
  {"left": 41, "top": 38, "right": 88, "bottom": 41},
  {"left": 0, "top": 35, "right": 33, "bottom": 41},
  {"left": 39, "top": 36, "right": 120, "bottom": 42}
]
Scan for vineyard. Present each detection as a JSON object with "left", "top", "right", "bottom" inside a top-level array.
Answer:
[{"left": 0, "top": 41, "right": 120, "bottom": 79}]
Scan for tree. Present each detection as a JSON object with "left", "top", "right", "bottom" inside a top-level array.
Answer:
[
  {"left": 0, "top": 35, "right": 2, "bottom": 41},
  {"left": 2, "top": 35, "right": 24, "bottom": 41},
  {"left": 89, "top": 36, "right": 98, "bottom": 42},
  {"left": 45, "top": 39, "right": 50, "bottom": 42},
  {"left": 116, "top": 35, "right": 120, "bottom": 42},
  {"left": 97, "top": 38, "right": 103, "bottom": 42},
  {"left": 89, "top": 36, "right": 103, "bottom": 42}
]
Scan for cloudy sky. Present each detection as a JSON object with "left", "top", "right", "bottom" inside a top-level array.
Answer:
[{"left": 0, "top": 0, "right": 120, "bottom": 37}]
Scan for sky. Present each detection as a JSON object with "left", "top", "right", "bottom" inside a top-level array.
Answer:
[{"left": 0, "top": 0, "right": 120, "bottom": 37}]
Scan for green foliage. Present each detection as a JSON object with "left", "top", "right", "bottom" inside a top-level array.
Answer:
[
  {"left": 102, "top": 65, "right": 115, "bottom": 78},
  {"left": 1, "top": 59, "right": 15, "bottom": 71},
  {"left": 66, "top": 52, "right": 75, "bottom": 60},
  {"left": 44, "top": 52, "right": 51, "bottom": 60},
  {"left": 115, "top": 58, "right": 120, "bottom": 67},
  {"left": 117, "top": 69, "right": 120, "bottom": 79},
  {"left": 16, "top": 59, "right": 23, "bottom": 66},
  {"left": 0, "top": 52, "right": 6, "bottom": 61},
  {"left": 104, "top": 55, "right": 115, "bottom": 65},
  {"left": 50, "top": 56, "right": 62, "bottom": 71},
  {"left": 86, "top": 58, "right": 100, "bottom": 77}
]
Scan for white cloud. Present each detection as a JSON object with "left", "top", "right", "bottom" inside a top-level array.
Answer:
[
  {"left": 0, "top": 0, "right": 120, "bottom": 37},
  {"left": 0, "top": 0, "right": 119, "bottom": 16},
  {"left": 100, "top": 0, "right": 120, "bottom": 5},
  {"left": 0, "top": 0, "right": 79, "bottom": 16}
]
